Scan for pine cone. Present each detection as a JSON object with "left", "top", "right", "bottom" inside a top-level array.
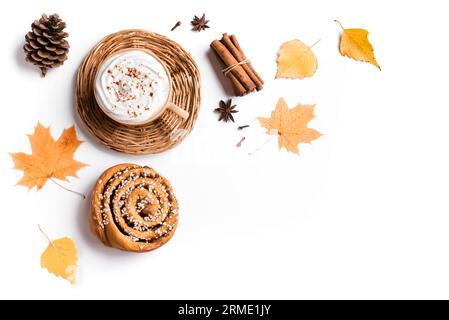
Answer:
[{"left": 23, "top": 14, "right": 69, "bottom": 77}]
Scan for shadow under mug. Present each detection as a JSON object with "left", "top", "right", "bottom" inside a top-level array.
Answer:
[{"left": 94, "top": 48, "right": 189, "bottom": 126}]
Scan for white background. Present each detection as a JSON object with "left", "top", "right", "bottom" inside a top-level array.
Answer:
[{"left": 1, "top": 0, "right": 448, "bottom": 299}]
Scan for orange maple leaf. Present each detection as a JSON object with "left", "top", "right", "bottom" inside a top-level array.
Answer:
[
  {"left": 258, "top": 98, "right": 322, "bottom": 154},
  {"left": 10, "top": 123, "right": 87, "bottom": 190}
]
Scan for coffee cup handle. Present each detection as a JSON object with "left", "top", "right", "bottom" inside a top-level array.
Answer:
[{"left": 167, "top": 102, "right": 189, "bottom": 120}]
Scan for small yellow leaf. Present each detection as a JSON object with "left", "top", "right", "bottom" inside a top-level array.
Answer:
[
  {"left": 336, "top": 20, "right": 381, "bottom": 70},
  {"left": 258, "top": 98, "right": 322, "bottom": 154},
  {"left": 41, "top": 236, "right": 78, "bottom": 285},
  {"left": 276, "top": 39, "right": 318, "bottom": 79}
]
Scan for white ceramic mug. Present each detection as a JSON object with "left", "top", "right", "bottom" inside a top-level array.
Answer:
[{"left": 94, "top": 48, "right": 189, "bottom": 125}]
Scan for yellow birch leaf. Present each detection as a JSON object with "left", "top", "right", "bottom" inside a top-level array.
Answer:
[
  {"left": 336, "top": 20, "right": 381, "bottom": 70},
  {"left": 258, "top": 98, "right": 322, "bottom": 154},
  {"left": 40, "top": 230, "right": 78, "bottom": 285},
  {"left": 276, "top": 39, "right": 318, "bottom": 79}
]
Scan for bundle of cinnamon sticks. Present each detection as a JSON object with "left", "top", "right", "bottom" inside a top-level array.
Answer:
[{"left": 210, "top": 33, "right": 264, "bottom": 96}]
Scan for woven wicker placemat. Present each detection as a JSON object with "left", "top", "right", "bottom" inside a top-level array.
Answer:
[{"left": 76, "top": 30, "right": 201, "bottom": 155}]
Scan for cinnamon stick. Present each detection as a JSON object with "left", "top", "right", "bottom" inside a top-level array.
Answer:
[
  {"left": 222, "top": 33, "right": 263, "bottom": 91},
  {"left": 230, "top": 34, "right": 264, "bottom": 86},
  {"left": 212, "top": 49, "right": 247, "bottom": 96},
  {"left": 210, "top": 40, "right": 256, "bottom": 93},
  {"left": 210, "top": 34, "right": 264, "bottom": 96}
]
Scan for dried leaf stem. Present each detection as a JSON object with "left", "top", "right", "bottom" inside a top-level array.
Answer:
[
  {"left": 50, "top": 178, "right": 86, "bottom": 199},
  {"left": 311, "top": 39, "right": 321, "bottom": 49},
  {"left": 335, "top": 20, "right": 345, "bottom": 30},
  {"left": 38, "top": 224, "right": 55, "bottom": 248},
  {"left": 248, "top": 136, "right": 276, "bottom": 155}
]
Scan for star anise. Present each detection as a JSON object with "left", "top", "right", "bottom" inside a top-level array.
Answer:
[
  {"left": 191, "top": 14, "right": 210, "bottom": 32},
  {"left": 215, "top": 99, "right": 238, "bottom": 123}
]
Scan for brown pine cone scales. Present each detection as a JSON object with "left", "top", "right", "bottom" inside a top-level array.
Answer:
[{"left": 23, "top": 14, "right": 69, "bottom": 77}]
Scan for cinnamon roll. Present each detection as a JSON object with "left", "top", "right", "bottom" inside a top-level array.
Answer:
[{"left": 90, "top": 164, "right": 179, "bottom": 252}]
